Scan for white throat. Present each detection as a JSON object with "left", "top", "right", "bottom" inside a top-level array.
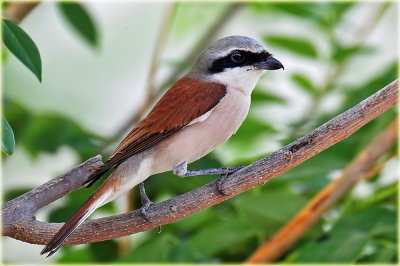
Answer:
[{"left": 211, "top": 67, "right": 264, "bottom": 95}]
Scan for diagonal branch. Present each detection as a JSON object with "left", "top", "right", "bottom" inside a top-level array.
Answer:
[
  {"left": 2, "top": 79, "right": 398, "bottom": 246},
  {"left": 246, "top": 119, "right": 397, "bottom": 263}
]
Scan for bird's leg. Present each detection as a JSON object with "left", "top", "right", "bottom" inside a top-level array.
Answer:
[
  {"left": 139, "top": 182, "right": 154, "bottom": 223},
  {"left": 173, "top": 161, "right": 245, "bottom": 196},
  {"left": 138, "top": 183, "right": 162, "bottom": 232},
  {"left": 173, "top": 161, "right": 244, "bottom": 177}
]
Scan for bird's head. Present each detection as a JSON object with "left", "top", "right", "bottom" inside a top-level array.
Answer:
[{"left": 188, "top": 35, "right": 283, "bottom": 94}]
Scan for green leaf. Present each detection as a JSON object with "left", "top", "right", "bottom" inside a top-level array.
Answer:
[
  {"left": 187, "top": 217, "right": 256, "bottom": 256},
  {"left": 337, "top": 64, "right": 397, "bottom": 155},
  {"left": 48, "top": 206, "right": 76, "bottom": 223},
  {"left": 251, "top": 2, "right": 320, "bottom": 20},
  {"left": 2, "top": 116, "right": 15, "bottom": 155},
  {"left": 264, "top": 35, "right": 318, "bottom": 58},
  {"left": 225, "top": 115, "right": 279, "bottom": 157},
  {"left": 89, "top": 240, "right": 118, "bottom": 262},
  {"left": 2, "top": 19, "right": 42, "bottom": 81},
  {"left": 342, "top": 63, "right": 397, "bottom": 110},
  {"left": 169, "top": 208, "right": 217, "bottom": 232},
  {"left": 252, "top": 3, "right": 354, "bottom": 30},
  {"left": 2, "top": 49, "right": 8, "bottom": 61},
  {"left": 57, "top": 246, "right": 93, "bottom": 263},
  {"left": 291, "top": 73, "right": 318, "bottom": 95},
  {"left": 21, "top": 114, "right": 103, "bottom": 159},
  {"left": 252, "top": 88, "right": 286, "bottom": 104},
  {"left": 3, "top": 99, "right": 105, "bottom": 160},
  {"left": 351, "top": 184, "right": 397, "bottom": 211},
  {"left": 332, "top": 43, "right": 375, "bottom": 62},
  {"left": 357, "top": 240, "right": 397, "bottom": 263},
  {"left": 58, "top": 2, "right": 98, "bottom": 47},
  {"left": 233, "top": 116, "right": 278, "bottom": 141},
  {"left": 233, "top": 189, "right": 308, "bottom": 233},
  {"left": 118, "top": 233, "right": 177, "bottom": 262},
  {"left": 172, "top": 2, "right": 227, "bottom": 37},
  {"left": 315, "top": 2, "right": 355, "bottom": 29},
  {"left": 2, "top": 1, "right": 11, "bottom": 9},
  {"left": 170, "top": 242, "right": 202, "bottom": 262}
]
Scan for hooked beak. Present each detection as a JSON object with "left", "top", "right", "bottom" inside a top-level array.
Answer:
[{"left": 254, "top": 56, "right": 284, "bottom": 70}]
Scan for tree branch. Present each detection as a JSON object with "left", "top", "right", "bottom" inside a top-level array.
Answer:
[
  {"left": 2, "top": 79, "right": 398, "bottom": 246},
  {"left": 2, "top": 156, "right": 103, "bottom": 229},
  {"left": 246, "top": 119, "right": 397, "bottom": 263}
]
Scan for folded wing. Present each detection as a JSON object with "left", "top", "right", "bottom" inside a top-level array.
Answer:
[{"left": 84, "top": 77, "right": 227, "bottom": 187}]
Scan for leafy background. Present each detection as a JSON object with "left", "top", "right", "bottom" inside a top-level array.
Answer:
[{"left": 2, "top": 1, "right": 398, "bottom": 263}]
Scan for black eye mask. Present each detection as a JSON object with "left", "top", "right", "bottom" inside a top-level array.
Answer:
[{"left": 209, "top": 50, "right": 271, "bottom": 73}]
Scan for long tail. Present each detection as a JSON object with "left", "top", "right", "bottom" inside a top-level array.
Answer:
[{"left": 40, "top": 179, "right": 115, "bottom": 258}]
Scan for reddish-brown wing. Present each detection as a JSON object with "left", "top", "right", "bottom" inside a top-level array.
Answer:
[{"left": 84, "top": 77, "right": 227, "bottom": 187}]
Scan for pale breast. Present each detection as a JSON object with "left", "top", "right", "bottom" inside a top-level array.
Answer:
[{"left": 152, "top": 87, "right": 251, "bottom": 173}]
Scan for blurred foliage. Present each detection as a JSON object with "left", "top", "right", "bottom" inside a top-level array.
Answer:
[
  {"left": 2, "top": 1, "right": 398, "bottom": 264},
  {"left": 2, "top": 19, "right": 42, "bottom": 81},
  {"left": 251, "top": 2, "right": 355, "bottom": 30},
  {"left": 1, "top": 2, "right": 97, "bottom": 159},
  {"left": 288, "top": 206, "right": 396, "bottom": 262},
  {"left": 171, "top": 2, "right": 228, "bottom": 37},
  {"left": 3, "top": 100, "right": 105, "bottom": 159},
  {"left": 291, "top": 73, "right": 318, "bottom": 95},
  {"left": 264, "top": 35, "right": 318, "bottom": 58}
]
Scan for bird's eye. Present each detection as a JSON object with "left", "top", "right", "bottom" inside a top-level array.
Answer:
[{"left": 230, "top": 52, "right": 245, "bottom": 63}]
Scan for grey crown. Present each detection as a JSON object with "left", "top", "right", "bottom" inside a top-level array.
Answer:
[{"left": 188, "top": 35, "right": 267, "bottom": 79}]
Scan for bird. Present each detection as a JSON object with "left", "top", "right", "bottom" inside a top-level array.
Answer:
[{"left": 40, "top": 35, "right": 283, "bottom": 257}]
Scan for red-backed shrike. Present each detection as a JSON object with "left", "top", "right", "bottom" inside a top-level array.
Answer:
[{"left": 41, "top": 35, "right": 283, "bottom": 257}]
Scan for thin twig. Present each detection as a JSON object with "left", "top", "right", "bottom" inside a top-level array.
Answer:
[
  {"left": 246, "top": 119, "right": 397, "bottom": 263},
  {"left": 4, "top": 1, "right": 40, "bottom": 23},
  {"left": 2, "top": 79, "right": 397, "bottom": 246},
  {"left": 363, "top": 152, "right": 397, "bottom": 180}
]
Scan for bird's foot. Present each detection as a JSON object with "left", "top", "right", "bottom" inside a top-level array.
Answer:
[
  {"left": 173, "top": 161, "right": 245, "bottom": 178},
  {"left": 140, "top": 199, "right": 154, "bottom": 223},
  {"left": 139, "top": 182, "right": 162, "bottom": 232},
  {"left": 216, "top": 165, "right": 245, "bottom": 196},
  {"left": 216, "top": 174, "right": 229, "bottom": 196},
  {"left": 139, "top": 182, "right": 154, "bottom": 222}
]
